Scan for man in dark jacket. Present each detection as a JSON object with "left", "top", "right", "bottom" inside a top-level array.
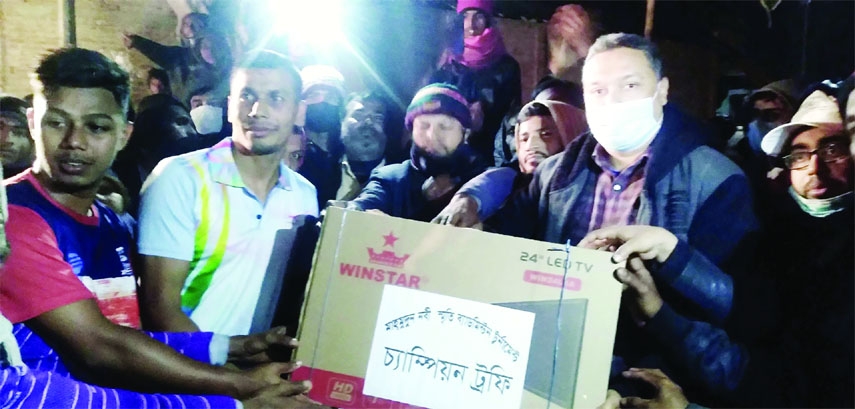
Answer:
[
  {"left": 348, "top": 83, "right": 489, "bottom": 222},
  {"left": 594, "top": 89, "right": 853, "bottom": 407},
  {"left": 494, "top": 33, "right": 757, "bottom": 395}
]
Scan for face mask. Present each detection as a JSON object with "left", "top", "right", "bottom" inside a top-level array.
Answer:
[
  {"left": 305, "top": 102, "right": 341, "bottom": 134},
  {"left": 789, "top": 187, "right": 853, "bottom": 218},
  {"left": 746, "top": 120, "right": 776, "bottom": 153},
  {"left": 586, "top": 92, "right": 662, "bottom": 154},
  {"left": 190, "top": 105, "right": 223, "bottom": 135},
  {"left": 410, "top": 143, "right": 478, "bottom": 177}
]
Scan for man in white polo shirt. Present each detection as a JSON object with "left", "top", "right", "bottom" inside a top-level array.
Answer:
[{"left": 137, "top": 50, "right": 318, "bottom": 335}]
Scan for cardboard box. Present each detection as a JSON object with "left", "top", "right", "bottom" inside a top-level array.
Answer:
[{"left": 293, "top": 207, "right": 622, "bottom": 408}]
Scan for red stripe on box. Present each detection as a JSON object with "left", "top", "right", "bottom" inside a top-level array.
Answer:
[{"left": 292, "top": 367, "right": 426, "bottom": 409}]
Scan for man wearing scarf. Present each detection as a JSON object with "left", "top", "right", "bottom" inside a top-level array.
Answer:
[
  {"left": 430, "top": 0, "right": 521, "bottom": 164},
  {"left": 348, "top": 83, "right": 489, "bottom": 222}
]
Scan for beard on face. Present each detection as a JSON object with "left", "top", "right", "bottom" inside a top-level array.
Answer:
[{"left": 344, "top": 124, "right": 385, "bottom": 160}]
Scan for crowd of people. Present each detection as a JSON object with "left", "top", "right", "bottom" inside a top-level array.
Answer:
[{"left": 0, "top": 1, "right": 852, "bottom": 408}]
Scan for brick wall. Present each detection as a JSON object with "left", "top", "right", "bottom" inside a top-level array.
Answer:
[
  {"left": 0, "top": 0, "right": 178, "bottom": 105},
  {"left": 498, "top": 17, "right": 548, "bottom": 103}
]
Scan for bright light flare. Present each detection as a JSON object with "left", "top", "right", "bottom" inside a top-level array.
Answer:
[{"left": 270, "top": 0, "right": 345, "bottom": 47}]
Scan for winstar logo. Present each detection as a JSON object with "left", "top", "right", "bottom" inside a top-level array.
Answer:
[{"left": 339, "top": 232, "right": 422, "bottom": 288}]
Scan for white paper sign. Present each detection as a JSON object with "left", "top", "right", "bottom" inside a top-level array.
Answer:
[{"left": 363, "top": 285, "right": 536, "bottom": 409}]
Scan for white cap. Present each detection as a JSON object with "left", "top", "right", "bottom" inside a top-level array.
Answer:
[{"left": 761, "top": 90, "right": 844, "bottom": 156}]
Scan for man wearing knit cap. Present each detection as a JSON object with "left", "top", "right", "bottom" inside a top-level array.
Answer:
[
  {"left": 348, "top": 83, "right": 489, "bottom": 221},
  {"left": 298, "top": 64, "right": 347, "bottom": 208}
]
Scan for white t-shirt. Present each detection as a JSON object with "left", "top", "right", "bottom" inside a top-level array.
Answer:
[{"left": 137, "top": 138, "right": 318, "bottom": 335}]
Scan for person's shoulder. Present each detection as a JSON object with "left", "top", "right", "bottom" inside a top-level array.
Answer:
[
  {"left": 143, "top": 148, "right": 211, "bottom": 189},
  {"left": 4, "top": 170, "right": 37, "bottom": 202},
  {"left": 682, "top": 144, "right": 745, "bottom": 182},
  {"left": 94, "top": 201, "right": 135, "bottom": 237},
  {"left": 540, "top": 133, "right": 595, "bottom": 178},
  {"left": 284, "top": 166, "right": 317, "bottom": 196},
  {"left": 372, "top": 161, "right": 413, "bottom": 181},
  {"left": 7, "top": 204, "right": 50, "bottom": 233}
]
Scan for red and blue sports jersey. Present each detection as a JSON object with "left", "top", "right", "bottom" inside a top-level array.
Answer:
[{"left": 0, "top": 170, "right": 139, "bottom": 328}]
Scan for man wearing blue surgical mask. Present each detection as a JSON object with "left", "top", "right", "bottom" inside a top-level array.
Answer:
[
  {"left": 744, "top": 80, "right": 796, "bottom": 156},
  {"left": 492, "top": 33, "right": 758, "bottom": 397}
]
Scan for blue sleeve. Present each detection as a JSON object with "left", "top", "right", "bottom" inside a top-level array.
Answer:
[
  {"left": 644, "top": 303, "right": 749, "bottom": 394},
  {"left": 657, "top": 174, "right": 758, "bottom": 323},
  {"left": 489, "top": 153, "right": 558, "bottom": 239},
  {"left": 348, "top": 167, "right": 394, "bottom": 214},
  {"left": 137, "top": 157, "right": 197, "bottom": 261},
  {"left": 0, "top": 366, "right": 239, "bottom": 409},
  {"left": 457, "top": 167, "right": 517, "bottom": 220}
]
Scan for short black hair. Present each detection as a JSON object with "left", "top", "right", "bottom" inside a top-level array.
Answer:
[
  {"left": 232, "top": 49, "right": 302, "bottom": 99},
  {"left": 30, "top": 48, "right": 130, "bottom": 115},
  {"left": 587, "top": 33, "right": 664, "bottom": 80},
  {"left": 147, "top": 68, "right": 170, "bottom": 86},
  {"left": 517, "top": 102, "right": 552, "bottom": 124},
  {"left": 346, "top": 90, "right": 389, "bottom": 114},
  {"left": 0, "top": 95, "right": 29, "bottom": 120},
  {"left": 530, "top": 76, "right": 584, "bottom": 108}
]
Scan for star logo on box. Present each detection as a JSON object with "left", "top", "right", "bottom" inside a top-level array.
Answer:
[
  {"left": 339, "top": 232, "right": 422, "bottom": 289},
  {"left": 367, "top": 232, "right": 410, "bottom": 268}
]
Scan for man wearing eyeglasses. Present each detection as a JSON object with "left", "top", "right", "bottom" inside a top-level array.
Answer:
[
  {"left": 590, "top": 89, "right": 853, "bottom": 407},
  {"left": 760, "top": 89, "right": 853, "bottom": 214}
]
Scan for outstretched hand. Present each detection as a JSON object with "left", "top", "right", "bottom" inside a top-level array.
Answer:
[
  {"left": 244, "top": 361, "right": 303, "bottom": 387},
  {"left": 619, "top": 368, "right": 690, "bottom": 409},
  {"left": 121, "top": 32, "right": 134, "bottom": 49},
  {"left": 579, "top": 225, "right": 678, "bottom": 264},
  {"left": 241, "top": 381, "right": 332, "bottom": 409},
  {"left": 548, "top": 4, "right": 595, "bottom": 58},
  {"left": 229, "top": 326, "right": 297, "bottom": 365},
  {"left": 614, "top": 257, "right": 664, "bottom": 325},
  {"left": 431, "top": 194, "right": 481, "bottom": 228}
]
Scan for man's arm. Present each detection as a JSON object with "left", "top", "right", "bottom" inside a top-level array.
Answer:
[
  {"left": 659, "top": 172, "right": 759, "bottom": 323},
  {"left": 3, "top": 365, "right": 328, "bottom": 409},
  {"left": 137, "top": 158, "right": 201, "bottom": 332},
  {"left": 579, "top": 225, "right": 735, "bottom": 323},
  {"left": 488, "top": 152, "right": 558, "bottom": 238},
  {"left": 347, "top": 166, "right": 395, "bottom": 214},
  {"left": 144, "top": 326, "right": 297, "bottom": 366},
  {"left": 25, "top": 298, "right": 299, "bottom": 398},
  {"left": 139, "top": 256, "right": 199, "bottom": 332},
  {"left": 612, "top": 257, "right": 750, "bottom": 396},
  {"left": 431, "top": 167, "right": 518, "bottom": 227},
  {"left": 122, "top": 33, "right": 184, "bottom": 70}
]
